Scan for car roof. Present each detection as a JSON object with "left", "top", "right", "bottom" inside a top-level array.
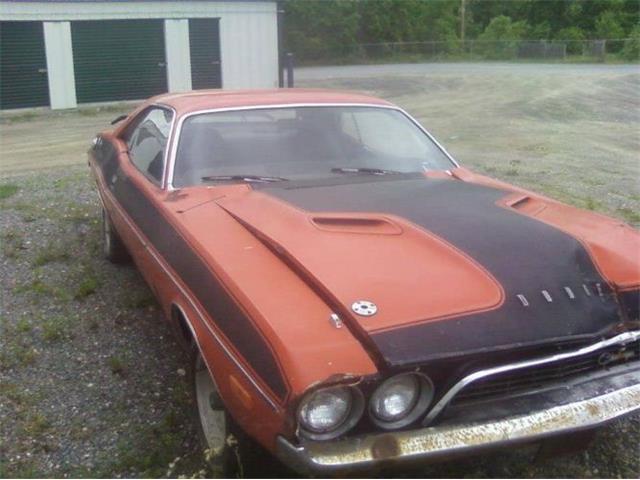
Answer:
[{"left": 151, "top": 88, "right": 394, "bottom": 115}]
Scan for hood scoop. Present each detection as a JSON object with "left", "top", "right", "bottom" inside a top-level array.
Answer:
[{"left": 310, "top": 215, "right": 402, "bottom": 235}]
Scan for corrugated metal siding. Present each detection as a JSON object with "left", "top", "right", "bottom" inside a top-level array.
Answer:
[
  {"left": 71, "top": 19, "right": 167, "bottom": 103},
  {"left": 189, "top": 18, "right": 221, "bottom": 90},
  {"left": 219, "top": 8, "right": 278, "bottom": 88},
  {"left": 0, "top": 21, "right": 50, "bottom": 109}
]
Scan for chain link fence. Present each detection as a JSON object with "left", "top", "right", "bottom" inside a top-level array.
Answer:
[{"left": 294, "top": 38, "right": 636, "bottom": 65}]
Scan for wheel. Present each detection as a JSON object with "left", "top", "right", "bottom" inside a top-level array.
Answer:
[
  {"left": 192, "top": 353, "right": 297, "bottom": 478},
  {"left": 102, "top": 208, "right": 129, "bottom": 263},
  {"left": 193, "top": 354, "right": 242, "bottom": 477}
]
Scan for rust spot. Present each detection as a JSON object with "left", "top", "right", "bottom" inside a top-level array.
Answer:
[
  {"left": 586, "top": 403, "right": 600, "bottom": 416},
  {"left": 371, "top": 434, "right": 400, "bottom": 460}
]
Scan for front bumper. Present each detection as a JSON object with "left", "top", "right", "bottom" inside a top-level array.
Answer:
[{"left": 276, "top": 366, "right": 640, "bottom": 474}]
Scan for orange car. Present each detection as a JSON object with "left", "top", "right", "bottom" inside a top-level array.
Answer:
[{"left": 89, "top": 89, "right": 640, "bottom": 475}]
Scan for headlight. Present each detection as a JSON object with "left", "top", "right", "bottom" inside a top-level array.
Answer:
[
  {"left": 369, "top": 373, "right": 434, "bottom": 429},
  {"left": 297, "top": 385, "right": 364, "bottom": 440}
]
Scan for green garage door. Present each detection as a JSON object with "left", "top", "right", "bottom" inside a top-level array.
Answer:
[
  {"left": 0, "top": 21, "right": 50, "bottom": 109},
  {"left": 189, "top": 18, "right": 222, "bottom": 90},
  {"left": 71, "top": 20, "right": 167, "bottom": 103}
]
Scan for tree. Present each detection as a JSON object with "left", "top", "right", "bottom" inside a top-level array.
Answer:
[
  {"left": 595, "top": 10, "right": 626, "bottom": 39},
  {"left": 477, "top": 15, "right": 528, "bottom": 59},
  {"left": 621, "top": 24, "right": 640, "bottom": 59},
  {"left": 556, "top": 26, "right": 586, "bottom": 54},
  {"left": 284, "top": 0, "right": 360, "bottom": 62}
]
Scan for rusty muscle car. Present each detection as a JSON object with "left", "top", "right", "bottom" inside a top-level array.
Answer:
[{"left": 89, "top": 89, "right": 640, "bottom": 474}]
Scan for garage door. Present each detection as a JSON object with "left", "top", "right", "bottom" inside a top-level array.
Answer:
[
  {"left": 0, "top": 21, "right": 50, "bottom": 109},
  {"left": 71, "top": 20, "right": 167, "bottom": 103},
  {"left": 189, "top": 18, "right": 222, "bottom": 90}
]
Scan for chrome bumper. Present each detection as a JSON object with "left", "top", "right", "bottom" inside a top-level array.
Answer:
[{"left": 276, "top": 381, "right": 640, "bottom": 474}]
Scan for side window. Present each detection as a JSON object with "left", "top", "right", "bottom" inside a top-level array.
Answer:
[{"left": 124, "top": 107, "right": 173, "bottom": 184}]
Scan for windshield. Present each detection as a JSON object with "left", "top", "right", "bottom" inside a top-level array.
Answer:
[{"left": 172, "top": 106, "right": 454, "bottom": 187}]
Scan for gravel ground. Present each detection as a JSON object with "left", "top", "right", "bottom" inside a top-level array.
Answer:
[
  {"left": 1, "top": 63, "right": 639, "bottom": 478},
  {"left": 0, "top": 169, "right": 211, "bottom": 478}
]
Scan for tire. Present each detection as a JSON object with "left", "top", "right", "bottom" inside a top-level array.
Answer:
[
  {"left": 102, "top": 208, "right": 129, "bottom": 264},
  {"left": 192, "top": 353, "right": 243, "bottom": 477},
  {"left": 192, "top": 353, "right": 295, "bottom": 478}
]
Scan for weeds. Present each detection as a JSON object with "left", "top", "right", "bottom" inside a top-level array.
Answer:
[
  {"left": 0, "top": 184, "right": 19, "bottom": 200},
  {"left": 42, "top": 315, "right": 74, "bottom": 342},
  {"left": 16, "top": 317, "right": 32, "bottom": 333},
  {"left": 1, "top": 230, "right": 25, "bottom": 258},
  {"left": 585, "top": 196, "right": 599, "bottom": 211},
  {"left": 33, "top": 242, "right": 71, "bottom": 266},
  {"left": 618, "top": 207, "right": 640, "bottom": 224},
  {"left": 124, "top": 287, "right": 157, "bottom": 310},
  {"left": 0, "top": 343, "right": 38, "bottom": 370},
  {"left": 22, "top": 411, "right": 51, "bottom": 437},
  {"left": 108, "top": 356, "right": 126, "bottom": 376},
  {"left": 14, "top": 277, "right": 70, "bottom": 302},
  {"left": 74, "top": 276, "right": 99, "bottom": 299}
]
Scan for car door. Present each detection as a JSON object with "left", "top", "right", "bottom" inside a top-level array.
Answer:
[{"left": 114, "top": 106, "right": 174, "bottom": 301}]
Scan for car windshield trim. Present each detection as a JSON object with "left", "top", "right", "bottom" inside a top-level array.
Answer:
[
  {"left": 201, "top": 174, "right": 289, "bottom": 183},
  {"left": 331, "top": 167, "right": 404, "bottom": 176},
  {"left": 166, "top": 103, "right": 459, "bottom": 191}
]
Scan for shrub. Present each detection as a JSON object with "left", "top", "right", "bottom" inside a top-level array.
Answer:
[
  {"left": 556, "top": 27, "right": 586, "bottom": 55},
  {"left": 621, "top": 25, "right": 640, "bottom": 61},
  {"left": 476, "top": 15, "right": 528, "bottom": 60}
]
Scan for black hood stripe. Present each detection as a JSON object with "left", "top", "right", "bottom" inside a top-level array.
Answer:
[{"left": 261, "top": 176, "right": 622, "bottom": 365}]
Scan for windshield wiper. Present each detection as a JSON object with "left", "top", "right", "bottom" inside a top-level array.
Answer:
[
  {"left": 331, "top": 167, "right": 403, "bottom": 176},
  {"left": 201, "top": 175, "right": 288, "bottom": 183}
]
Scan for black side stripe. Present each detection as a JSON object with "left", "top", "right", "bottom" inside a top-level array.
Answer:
[{"left": 95, "top": 141, "right": 288, "bottom": 400}]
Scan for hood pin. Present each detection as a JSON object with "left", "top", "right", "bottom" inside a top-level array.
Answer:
[{"left": 351, "top": 300, "right": 378, "bottom": 317}]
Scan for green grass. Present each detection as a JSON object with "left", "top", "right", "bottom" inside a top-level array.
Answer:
[
  {"left": 0, "top": 343, "right": 38, "bottom": 370},
  {"left": 585, "top": 196, "right": 600, "bottom": 211},
  {"left": 107, "top": 356, "right": 126, "bottom": 376},
  {"left": 41, "top": 315, "right": 75, "bottom": 342},
  {"left": 124, "top": 287, "right": 157, "bottom": 310},
  {"left": 74, "top": 276, "right": 99, "bottom": 299},
  {"left": 14, "top": 277, "right": 70, "bottom": 302},
  {"left": 618, "top": 207, "right": 640, "bottom": 224},
  {"left": 16, "top": 317, "right": 32, "bottom": 333},
  {"left": 0, "top": 184, "right": 19, "bottom": 200},
  {"left": 22, "top": 411, "right": 51, "bottom": 437},
  {"left": 33, "top": 243, "right": 71, "bottom": 266}
]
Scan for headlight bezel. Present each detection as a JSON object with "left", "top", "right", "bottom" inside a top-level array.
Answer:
[
  {"left": 368, "top": 372, "right": 434, "bottom": 430},
  {"left": 296, "top": 385, "right": 365, "bottom": 441}
]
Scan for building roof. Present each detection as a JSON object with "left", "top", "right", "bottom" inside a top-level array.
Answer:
[
  {"left": 153, "top": 89, "right": 393, "bottom": 115},
  {"left": 4, "top": 1, "right": 273, "bottom": 3}
]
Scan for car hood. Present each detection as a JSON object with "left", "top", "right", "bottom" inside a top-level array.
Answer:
[{"left": 215, "top": 173, "right": 639, "bottom": 366}]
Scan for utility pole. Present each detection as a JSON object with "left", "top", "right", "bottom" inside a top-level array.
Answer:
[{"left": 460, "top": 0, "right": 466, "bottom": 44}]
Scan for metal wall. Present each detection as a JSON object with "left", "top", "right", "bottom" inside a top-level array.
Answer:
[{"left": 0, "top": 1, "right": 279, "bottom": 109}]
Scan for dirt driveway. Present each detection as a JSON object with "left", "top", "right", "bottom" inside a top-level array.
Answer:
[{"left": 1, "top": 63, "right": 639, "bottom": 478}]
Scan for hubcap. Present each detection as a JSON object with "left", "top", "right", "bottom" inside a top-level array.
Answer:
[{"left": 195, "top": 357, "right": 227, "bottom": 452}]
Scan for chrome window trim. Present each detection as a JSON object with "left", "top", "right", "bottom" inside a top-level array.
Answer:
[
  {"left": 121, "top": 103, "right": 177, "bottom": 190},
  {"left": 423, "top": 329, "right": 640, "bottom": 425},
  {"left": 165, "top": 103, "right": 460, "bottom": 191},
  {"left": 155, "top": 103, "right": 177, "bottom": 190}
]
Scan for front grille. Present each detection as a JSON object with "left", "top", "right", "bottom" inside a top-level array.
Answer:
[{"left": 452, "top": 339, "right": 640, "bottom": 405}]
